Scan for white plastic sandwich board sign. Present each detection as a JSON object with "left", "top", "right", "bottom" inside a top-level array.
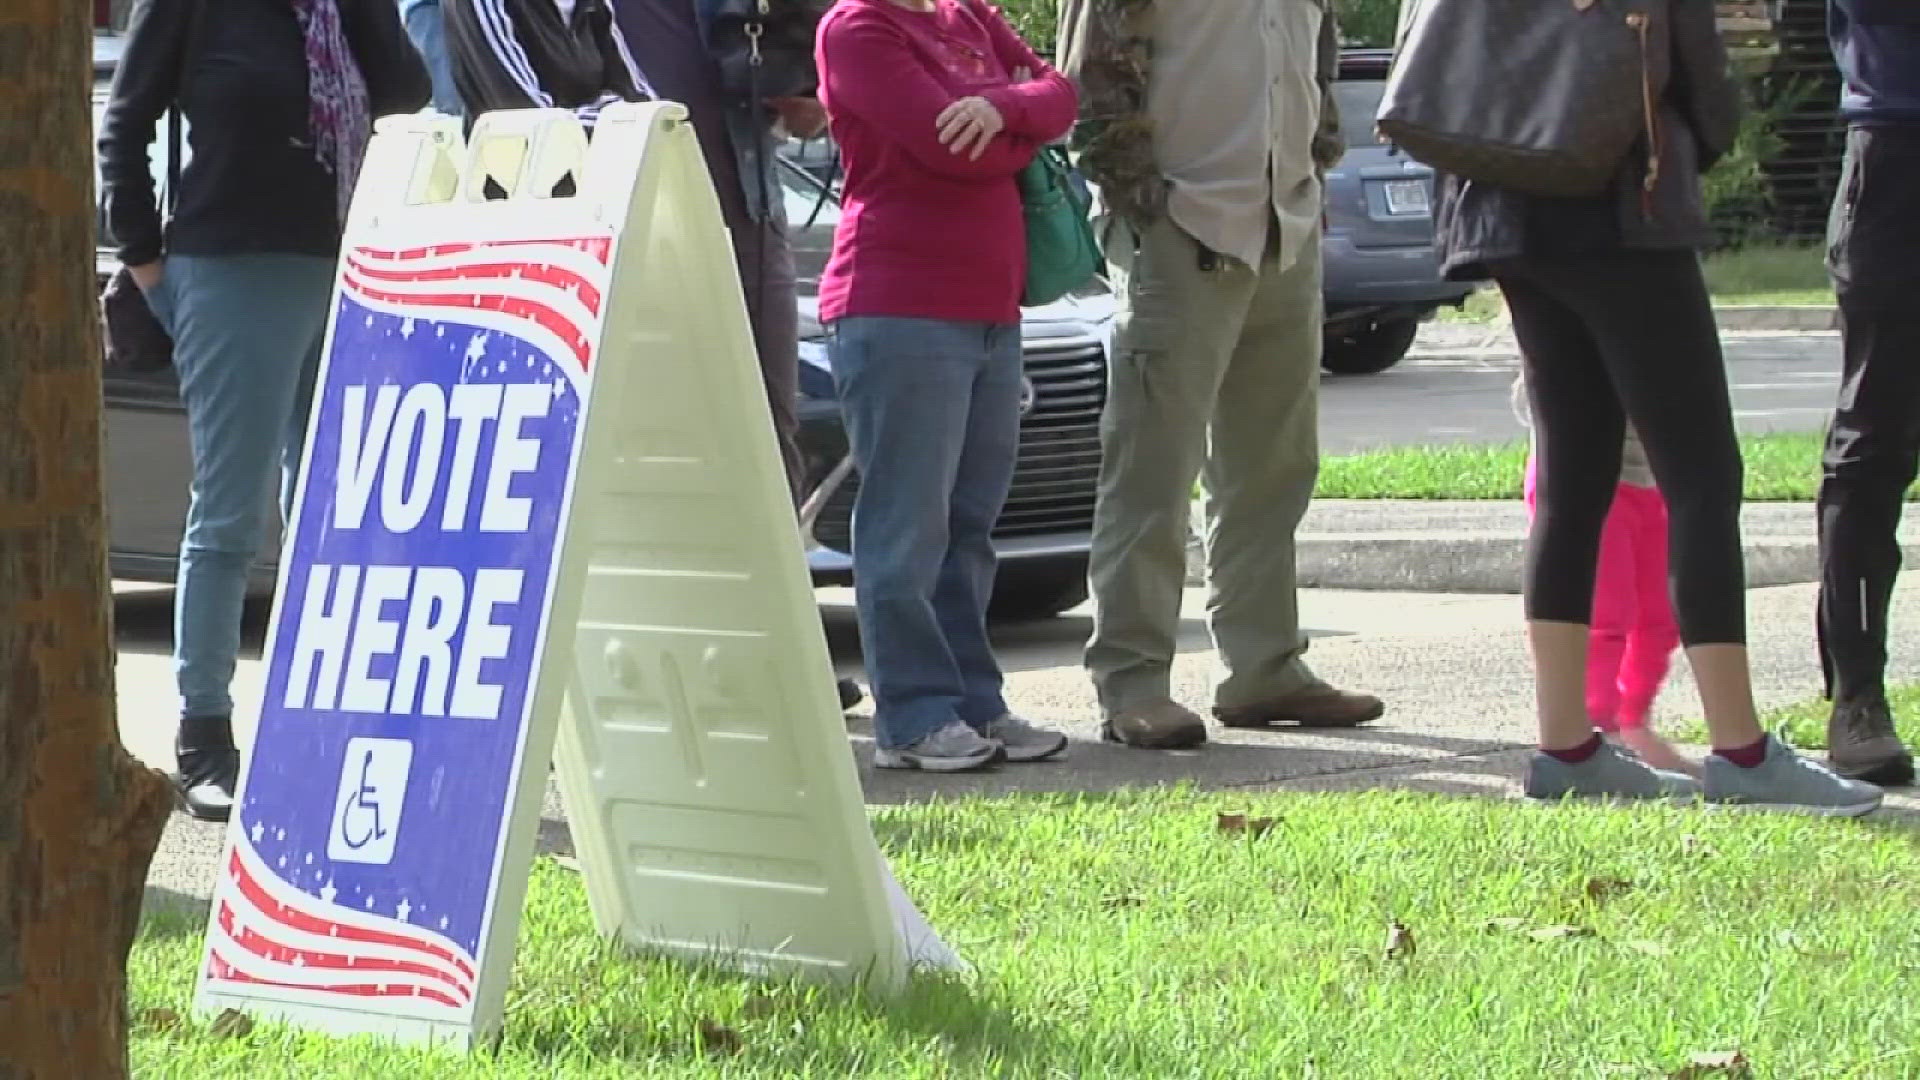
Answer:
[{"left": 195, "top": 103, "right": 959, "bottom": 1049}]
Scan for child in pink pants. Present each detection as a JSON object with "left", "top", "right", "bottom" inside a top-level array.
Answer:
[{"left": 1514, "top": 375, "right": 1688, "bottom": 772}]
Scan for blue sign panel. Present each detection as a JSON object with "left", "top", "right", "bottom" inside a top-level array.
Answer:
[{"left": 200, "top": 234, "right": 610, "bottom": 1023}]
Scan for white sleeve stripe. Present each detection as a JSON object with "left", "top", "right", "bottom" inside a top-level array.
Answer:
[
  {"left": 576, "top": 92, "right": 626, "bottom": 126},
  {"left": 471, "top": 0, "right": 555, "bottom": 108},
  {"left": 605, "top": 9, "right": 653, "bottom": 98}
]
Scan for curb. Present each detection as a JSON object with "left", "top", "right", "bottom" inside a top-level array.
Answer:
[
  {"left": 1181, "top": 500, "right": 1920, "bottom": 595},
  {"left": 1188, "top": 534, "right": 1920, "bottom": 594},
  {"left": 1712, "top": 305, "right": 1840, "bottom": 333},
  {"left": 1418, "top": 305, "right": 1838, "bottom": 348}
]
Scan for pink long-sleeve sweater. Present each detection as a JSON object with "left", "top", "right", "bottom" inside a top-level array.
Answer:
[{"left": 814, "top": 0, "right": 1078, "bottom": 326}]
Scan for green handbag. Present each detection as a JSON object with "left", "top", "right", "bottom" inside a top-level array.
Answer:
[{"left": 1018, "top": 144, "right": 1100, "bottom": 307}]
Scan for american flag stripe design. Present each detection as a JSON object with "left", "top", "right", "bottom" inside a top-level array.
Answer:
[
  {"left": 341, "top": 236, "right": 613, "bottom": 379},
  {"left": 204, "top": 840, "right": 479, "bottom": 1015}
]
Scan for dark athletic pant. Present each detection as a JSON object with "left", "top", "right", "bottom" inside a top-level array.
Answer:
[
  {"left": 1496, "top": 251, "right": 1747, "bottom": 646},
  {"left": 1818, "top": 124, "right": 1920, "bottom": 703}
]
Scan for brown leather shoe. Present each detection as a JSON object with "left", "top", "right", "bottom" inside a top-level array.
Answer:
[
  {"left": 1214, "top": 685, "right": 1384, "bottom": 729},
  {"left": 1103, "top": 701, "right": 1209, "bottom": 749}
]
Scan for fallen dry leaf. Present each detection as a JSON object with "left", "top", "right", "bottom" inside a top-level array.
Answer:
[
  {"left": 1620, "top": 939, "right": 1673, "bottom": 957},
  {"left": 1527, "top": 925, "right": 1593, "bottom": 942},
  {"left": 1583, "top": 877, "right": 1634, "bottom": 902},
  {"left": 697, "top": 1018, "right": 744, "bottom": 1056},
  {"left": 137, "top": 1007, "right": 184, "bottom": 1034},
  {"left": 1483, "top": 917, "right": 1529, "bottom": 933},
  {"left": 207, "top": 1009, "right": 254, "bottom": 1039},
  {"left": 1384, "top": 920, "right": 1416, "bottom": 960},
  {"left": 1216, "top": 812, "right": 1248, "bottom": 833},
  {"left": 1682, "top": 835, "right": 1718, "bottom": 858},
  {"left": 1668, "top": 1049, "right": 1750, "bottom": 1078},
  {"left": 1248, "top": 817, "right": 1278, "bottom": 837}
]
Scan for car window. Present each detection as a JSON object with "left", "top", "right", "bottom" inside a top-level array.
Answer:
[
  {"left": 1333, "top": 79, "right": 1388, "bottom": 150},
  {"left": 779, "top": 157, "right": 840, "bottom": 230}
]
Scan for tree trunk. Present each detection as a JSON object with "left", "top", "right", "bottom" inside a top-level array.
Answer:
[{"left": 0, "top": 0, "right": 177, "bottom": 1076}]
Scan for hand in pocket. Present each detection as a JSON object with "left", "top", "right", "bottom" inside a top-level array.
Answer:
[{"left": 128, "top": 260, "right": 165, "bottom": 293}]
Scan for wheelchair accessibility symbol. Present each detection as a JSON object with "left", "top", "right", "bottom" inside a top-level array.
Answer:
[{"left": 326, "top": 737, "right": 413, "bottom": 866}]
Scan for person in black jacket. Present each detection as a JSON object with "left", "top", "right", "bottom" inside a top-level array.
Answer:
[
  {"left": 1811, "top": 0, "right": 1920, "bottom": 786},
  {"left": 1429, "top": 0, "right": 1879, "bottom": 814},
  {"left": 98, "top": 0, "right": 428, "bottom": 822},
  {"left": 610, "top": 0, "right": 867, "bottom": 712},
  {"left": 443, "top": 0, "right": 651, "bottom": 128}
]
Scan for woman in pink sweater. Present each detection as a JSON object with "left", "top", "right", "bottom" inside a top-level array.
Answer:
[{"left": 816, "top": 0, "right": 1077, "bottom": 772}]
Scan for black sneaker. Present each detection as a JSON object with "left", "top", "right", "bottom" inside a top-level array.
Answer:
[
  {"left": 837, "top": 678, "right": 865, "bottom": 712},
  {"left": 1827, "top": 697, "right": 1915, "bottom": 787},
  {"left": 175, "top": 745, "right": 240, "bottom": 822}
]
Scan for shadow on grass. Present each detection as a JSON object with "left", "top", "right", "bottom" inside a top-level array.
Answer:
[
  {"left": 141, "top": 885, "right": 210, "bottom": 941},
  {"left": 499, "top": 944, "right": 1194, "bottom": 1077}
]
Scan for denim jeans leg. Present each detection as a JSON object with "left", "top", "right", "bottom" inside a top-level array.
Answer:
[
  {"left": 403, "top": 0, "right": 464, "bottom": 118},
  {"left": 169, "top": 254, "right": 336, "bottom": 719},
  {"left": 281, "top": 329, "right": 325, "bottom": 522},
  {"left": 935, "top": 324, "right": 1021, "bottom": 728},
  {"left": 831, "top": 317, "right": 981, "bottom": 749}
]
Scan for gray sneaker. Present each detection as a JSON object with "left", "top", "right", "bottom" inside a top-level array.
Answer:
[
  {"left": 1704, "top": 734, "right": 1883, "bottom": 817},
  {"left": 1525, "top": 740, "right": 1701, "bottom": 803},
  {"left": 874, "top": 720, "right": 1003, "bottom": 773},
  {"left": 984, "top": 715, "right": 1068, "bottom": 763}
]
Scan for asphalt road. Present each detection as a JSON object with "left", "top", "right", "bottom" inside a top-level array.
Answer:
[{"left": 1319, "top": 325, "right": 1841, "bottom": 454}]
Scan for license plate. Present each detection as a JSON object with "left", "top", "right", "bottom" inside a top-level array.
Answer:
[{"left": 1384, "top": 178, "right": 1431, "bottom": 216}]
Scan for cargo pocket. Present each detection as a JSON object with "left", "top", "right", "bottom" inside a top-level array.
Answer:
[{"left": 1826, "top": 130, "right": 1865, "bottom": 285}]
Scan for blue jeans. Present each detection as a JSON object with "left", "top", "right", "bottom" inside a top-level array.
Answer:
[
  {"left": 829, "top": 317, "right": 1022, "bottom": 749},
  {"left": 402, "top": 0, "right": 464, "bottom": 118},
  {"left": 141, "top": 254, "right": 333, "bottom": 719}
]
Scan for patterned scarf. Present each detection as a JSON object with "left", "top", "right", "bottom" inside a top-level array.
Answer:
[{"left": 291, "top": 0, "right": 373, "bottom": 227}]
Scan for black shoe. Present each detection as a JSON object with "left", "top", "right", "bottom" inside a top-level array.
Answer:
[
  {"left": 837, "top": 678, "right": 865, "bottom": 712},
  {"left": 1828, "top": 697, "right": 1916, "bottom": 787},
  {"left": 176, "top": 715, "right": 239, "bottom": 822},
  {"left": 175, "top": 746, "right": 240, "bottom": 822}
]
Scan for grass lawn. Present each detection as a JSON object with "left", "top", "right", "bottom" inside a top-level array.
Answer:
[
  {"left": 1702, "top": 243, "right": 1836, "bottom": 309},
  {"left": 1437, "top": 243, "right": 1834, "bottom": 323},
  {"left": 1672, "top": 683, "right": 1920, "bottom": 753},
  {"left": 1316, "top": 431, "right": 1831, "bottom": 501},
  {"left": 130, "top": 789, "right": 1920, "bottom": 1078}
]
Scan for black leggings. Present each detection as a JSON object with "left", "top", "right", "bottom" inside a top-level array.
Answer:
[{"left": 1497, "top": 250, "right": 1746, "bottom": 646}]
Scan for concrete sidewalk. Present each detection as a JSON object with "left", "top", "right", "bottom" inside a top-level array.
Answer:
[{"left": 140, "top": 576, "right": 1920, "bottom": 905}]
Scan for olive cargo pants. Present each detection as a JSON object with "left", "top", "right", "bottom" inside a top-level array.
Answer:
[{"left": 1086, "top": 214, "right": 1327, "bottom": 716}]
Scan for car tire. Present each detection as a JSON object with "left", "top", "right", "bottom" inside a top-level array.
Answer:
[
  {"left": 1322, "top": 317, "right": 1420, "bottom": 376},
  {"left": 987, "top": 561, "right": 1090, "bottom": 622}
]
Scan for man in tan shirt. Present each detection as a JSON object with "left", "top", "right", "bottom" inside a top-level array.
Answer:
[{"left": 1058, "top": 0, "right": 1384, "bottom": 748}]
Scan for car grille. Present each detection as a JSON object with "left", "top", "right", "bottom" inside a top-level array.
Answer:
[{"left": 813, "top": 338, "right": 1107, "bottom": 553}]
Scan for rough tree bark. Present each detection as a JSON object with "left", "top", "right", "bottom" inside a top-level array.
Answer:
[{"left": 0, "top": 0, "right": 177, "bottom": 1075}]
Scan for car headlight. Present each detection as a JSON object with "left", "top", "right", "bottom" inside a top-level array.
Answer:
[
  {"left": 798, "top": 338, "right": 831, "bottom": 374},
  {"left": 797, "top": 338, "right": 836, "bottom": 402}
]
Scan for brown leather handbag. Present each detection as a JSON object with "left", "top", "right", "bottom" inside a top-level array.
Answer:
[{"left": 1377, "top": 0, "right": 1669, "bottom": 200}]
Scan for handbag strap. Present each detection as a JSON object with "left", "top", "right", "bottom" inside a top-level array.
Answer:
[{"left": 1624, "top": 9, "right": 1662, "bottom": 218}]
